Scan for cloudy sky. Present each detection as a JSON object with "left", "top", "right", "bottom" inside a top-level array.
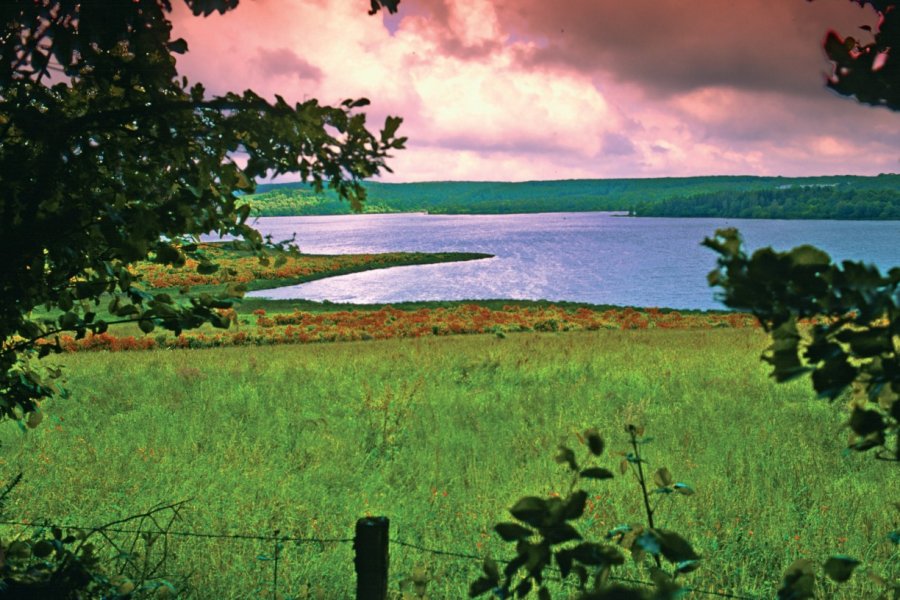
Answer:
[{"left": 171, "top": 0, "right": 900, "bottom": 182}]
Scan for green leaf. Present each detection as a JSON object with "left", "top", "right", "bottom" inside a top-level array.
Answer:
[
  {"left": 636, "top": 532, "right": 661, "bottom": 556},
  {"left": 58, "top": 311, "right": 79, "bottom": 330},
  {"left": 555, "top": 445, "right": 578, "bottom": 472},
  {"left": 482, "top": 557, "right": 500, "bottom": 582},
  {"left": 584, "top": 428, "right": 605, "bottom": 456},
  {"left": 26, "top": 411, "right": 43, "bottom": 429},
  {"left": 811, "top": 357, "right": 857, "bottom": 399},
  {"left": 167, "top": 37, "right": 189, "bottom": 58},
  {"left": 605, "top": 525, "right": 631, "bottom": 540},
  {"left": 804, "top": 338, "right": 843, "bottom": 363},
  {"left": 765, "top": 319, "right": 809, "bottom": 382},
  {"left": 58, "top": 290, "right": 74, "bottom": 311},
  {"left": 138, "top": 319, "right": 155, "bottom": 334},
  {"left": 30, "top": 49, "right": 49, "bottom": 72},
  {"left": 647, "top": 529, "right": 701, "bottom": 563},
  {"left": 569, "top": 542, "right": 625, "bottom": 566},
  {"left": 521, "top": 540, "right": 551, "bottom": 573},
  {"left": 848, "top": 407, "right": 887, "bottom": 436},
  {"left": 114, "top": 303, "right": 139, "bottom": 317},
  {"left": 235, "top": 172, "right": 252, "bottom": 191},
  {"left": 580, "top": 467, "right": 614, "bottom": 480},
  {"left": 648, "top": 566, "right": 672, "bottom": 587},
  {"left": 823, "top": 555, "right": 860, "bottom": 583},
  {"left": 836, "top": 327, "right": 892, "bottom": 358},
  {"left": 540, "top": 523, "right": 582, "bottom": 545},
  {"left": 779, "top": 558, "right": 816, "bottom": 600},
  {"left": 673, "top": 483, "right": 695, "bottom": 496},
  {"left": 563, "top": 490, "right": 588, "bottom": 521},
  {"left": 504, "top": 553, "right": 527, "bottom": 579},
  {"left": 494, "top": 522, "right": 533, "bottom": 542},
  {"left": 19, "top": 320, "right": 43, "bottom": 339},
  {"left": 32, "top": 540, "right": 54, "bottom": 558},
  {"left": 381, "top": 115, "right": 403, "bottom": 142},
  {"left": 154, "top": 243, "right": 183, "bottom": 265},
  {"left": 675, "top": 559, "right": 701, "bottom": 574},
  {"left": 653, "top": 467, "right": 674, "bottom": 488},
  {"left": 555, "top": 549, "right": 574, "bottom": 578},
  {"left": 468, "top": 577, "right": 495, "bottom": 598},
  {"left": 789, "top": 245, "right": 832, "bottom": 267},
  {"left": 509, "top": 497, "right": 548, "bottom": 528}
]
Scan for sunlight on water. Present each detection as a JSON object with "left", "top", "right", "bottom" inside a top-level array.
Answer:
[{"left": 224, "top": 213, "right": 900, "bottom": 310}]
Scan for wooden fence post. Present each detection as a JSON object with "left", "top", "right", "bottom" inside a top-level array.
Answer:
[{"left": 354, "top": 516, "right": 389, "bottom": 600}]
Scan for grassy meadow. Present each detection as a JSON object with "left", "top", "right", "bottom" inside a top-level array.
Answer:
[{"left": 1, "top": 328, "right": 896, "bottom": 598}]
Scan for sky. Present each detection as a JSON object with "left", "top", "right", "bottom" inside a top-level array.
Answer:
[{"left": 170, "top": 0, "right": 900, "bottom": 182}]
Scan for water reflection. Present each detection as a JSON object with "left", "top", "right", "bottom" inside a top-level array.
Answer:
[{"left": 208, "top": 213, "right": 900, "bottom": 310}]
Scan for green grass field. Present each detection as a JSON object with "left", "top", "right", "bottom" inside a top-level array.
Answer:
[{"left": 0, "top": 329, "right": 896, "bottom": 598}]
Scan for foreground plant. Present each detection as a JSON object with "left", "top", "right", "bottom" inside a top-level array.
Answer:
[
  {"left": 704, "top": 228, "right": 898, "bottom": 461},
  {"left": 470, "top": 425, "right": 700, "bottom": 599},
  {"left": 705, "top": 228, "right": 899, "bottom": 598}
]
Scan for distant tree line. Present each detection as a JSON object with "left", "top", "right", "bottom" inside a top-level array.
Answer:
[
  {"left": 245, "top": 189, "right": 397, "bottom": 215},
  {"left": 247, "top": 175, "right": 900, "bottom": 219},
  {"left": 632, "top": 185, "right": 900, "bottom": 219}
]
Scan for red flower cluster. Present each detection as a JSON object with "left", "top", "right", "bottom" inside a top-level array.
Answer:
[{"left": 45, "top": 304, "right": 761, "bottom": 353}]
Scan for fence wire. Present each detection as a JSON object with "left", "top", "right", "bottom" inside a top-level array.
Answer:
[
  {"left": 0, "top": 517, "right": 764, "bottom": 600},
  {"left": 0, "top": 518, "right": 354, "bottom": 545},
  {"left": 391, "top": 536, "right": 761, "bottom": 600}
]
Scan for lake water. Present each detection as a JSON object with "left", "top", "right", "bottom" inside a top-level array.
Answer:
[{"left": 231, "top": 213, "right": 899, "bottom": 310}]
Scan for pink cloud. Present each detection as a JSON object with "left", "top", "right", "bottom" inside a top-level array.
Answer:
[
  {"left": 254, "top": 48, "right": 322, "bottom": 82},
  {"left": 170, "top": 0, "right": 900, "bottom": 182}
]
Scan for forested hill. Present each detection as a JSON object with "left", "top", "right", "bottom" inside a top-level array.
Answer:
[{"left": 247, "top": 174, "right": 900, "bottom": 219}]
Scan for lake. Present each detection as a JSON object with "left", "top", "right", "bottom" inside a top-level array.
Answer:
[{"left": 230, "top": 213, "right": 899, "bottom": 310}]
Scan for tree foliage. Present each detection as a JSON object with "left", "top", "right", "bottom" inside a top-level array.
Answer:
[
  {"left": 820, "top": 0, "right": 900, "bottom": 110},
  {"left": 704, "top": 228, "right": 899, "bottom": 461},
  {"left": 0, "top": 0, "right": 406, "bottom": 421},
  {"left": 702, "top": 0, "right": 900, "bottom": 462}
]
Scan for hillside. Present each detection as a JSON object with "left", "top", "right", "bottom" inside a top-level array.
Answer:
[{"left": 245, "top": 174, "right": 900, "bottom": 219}]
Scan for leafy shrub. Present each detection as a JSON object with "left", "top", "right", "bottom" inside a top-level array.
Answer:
[
  {"left": 471, "top": 425, "right": 700, "bottom": 599},
  {"left": 473, "top": 424, "right": 899, "bottom": 599}
]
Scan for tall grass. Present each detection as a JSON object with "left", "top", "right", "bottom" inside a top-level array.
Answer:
[{"left": 0, "top": 330, "right": 895, "bottom": 598}]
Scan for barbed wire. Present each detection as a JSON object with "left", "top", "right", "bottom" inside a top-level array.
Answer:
[
  {"left": 0, "top": 519, "right": 353, "bottom": 545},
  {"left": 391, "top": 537, "right": 488, "bottom": 562},
  {"left": 390, "top": 537, "right": 761, "bottom": 600},
  {"left": 0, "top": 518, "right": 762, "bottom": 599}
]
